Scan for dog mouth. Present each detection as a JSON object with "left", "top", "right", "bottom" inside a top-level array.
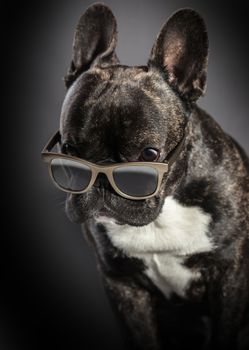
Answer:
[
  {"left": 95, "top": 189, "right": 162, "bottom": 226},
  {"left": 94, "top": 196, "right": 132, "bottom": 225},
  {"left": 66, "top": 187, "right": 162, "bottom": 226}
]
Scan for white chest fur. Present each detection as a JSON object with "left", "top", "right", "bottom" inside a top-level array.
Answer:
[{"left": 95, "top": 196, "right": 213, "bottom": 298}]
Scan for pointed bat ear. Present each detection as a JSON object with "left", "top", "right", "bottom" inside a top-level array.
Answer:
[
  {"left": 148, "top": 9, "right": 208, "bottom": 103},
  {"left": 65, "top": 3, "right": 119, "bottom": 88}
]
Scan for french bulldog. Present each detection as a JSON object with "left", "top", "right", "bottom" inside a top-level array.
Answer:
[{"left": 55, "top": 3, "right": 249, "bottom": 350}]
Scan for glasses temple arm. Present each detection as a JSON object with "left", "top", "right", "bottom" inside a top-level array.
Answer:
[
  {"left": 42, "top": 130, "right": 61, "bottom": 153},
  {"left": 167, "top": 134, "right": 186, "bottom": 169}
]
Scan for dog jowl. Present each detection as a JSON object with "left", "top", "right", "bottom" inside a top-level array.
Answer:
[{"left": 44, "top": 3, "right": 249, "bottom": 350}]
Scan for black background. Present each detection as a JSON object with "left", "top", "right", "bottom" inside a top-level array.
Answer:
[{"left": 4, "top": 1, "right": 249, "bottom": 349}]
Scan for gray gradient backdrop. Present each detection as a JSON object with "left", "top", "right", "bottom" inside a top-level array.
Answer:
[{"left": 5, "top": 1, "right": 249, "bottom": 349}]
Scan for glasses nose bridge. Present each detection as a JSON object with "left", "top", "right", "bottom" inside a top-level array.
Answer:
[
  {"left": 91, "top": 164, "right": 114, "bottom": 191},
  {"left": 92, "top": 163, "right": 113, "bottom": 181}
]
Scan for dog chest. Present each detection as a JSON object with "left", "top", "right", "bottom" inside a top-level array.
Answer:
[{"left": 96, "top": 196, "right": 213, "bottom": 298}]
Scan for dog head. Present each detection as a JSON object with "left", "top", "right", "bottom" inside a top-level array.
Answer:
[{"left": 60, "top": 4, "right": 208, "bottom": 226}]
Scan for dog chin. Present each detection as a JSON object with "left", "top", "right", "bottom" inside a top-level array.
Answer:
[
  {"left": 94, "top": 206, "right": 158, "bottom": 226},
  {"left": 66, "top": 202, "right": 160, "bottom": 227}
]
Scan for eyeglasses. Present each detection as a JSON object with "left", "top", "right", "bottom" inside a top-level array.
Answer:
[{"left": 41, "top": 131, "right": 185, "bottom": 200}]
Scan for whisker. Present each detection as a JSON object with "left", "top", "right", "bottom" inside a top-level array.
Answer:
[{"left": 53, "top": 193, "right": 67, "bottom": 209}]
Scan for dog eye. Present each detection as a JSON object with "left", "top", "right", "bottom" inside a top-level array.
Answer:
[
  {"left": 62, "top": 142, "right": 78, "bottom": 156},
  {"left": 140, "top": 147, "right": 160, "bottom": 161}
]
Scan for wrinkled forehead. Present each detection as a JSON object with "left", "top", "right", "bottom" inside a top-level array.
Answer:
[{"left": 60, "top": 66, "right": 186, "bottom": 143}]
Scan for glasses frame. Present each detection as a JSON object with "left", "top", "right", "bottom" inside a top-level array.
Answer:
[{"left": 41, "top": 130, "right": 185, "bottom": 200}]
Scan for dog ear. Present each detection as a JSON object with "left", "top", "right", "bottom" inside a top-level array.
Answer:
[
  {"left": 65, "top": 3, "right": 119, "bottom": 88},
  {"left": 148, "top": 9, "right": 208, "bottom": 102}
]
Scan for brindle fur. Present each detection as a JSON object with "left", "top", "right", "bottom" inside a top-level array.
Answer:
[{"left": 58, "top": 4, "right": 249, "bottom": 350}]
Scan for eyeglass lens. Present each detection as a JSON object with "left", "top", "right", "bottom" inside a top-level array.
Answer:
[
  {"left": 51, "top": 158, "right": 92, "bottom": 192},
  {"left": 113, "top": 165, "right": 158, "bottom": 197},
  {"left": 51, "top": 159, "right": 159, "bottom": 197}
]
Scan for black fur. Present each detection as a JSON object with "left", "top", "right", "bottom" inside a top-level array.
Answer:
[{"left": 54, "top": 4, "right": 249, "bottom": 350}]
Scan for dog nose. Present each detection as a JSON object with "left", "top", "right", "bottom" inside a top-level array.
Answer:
[
  {"left": 93, "top": 158, "right": 116, "bottom": 190},
  {"left": 93, "top": 173, "right": 111, "bottom": 190}
]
